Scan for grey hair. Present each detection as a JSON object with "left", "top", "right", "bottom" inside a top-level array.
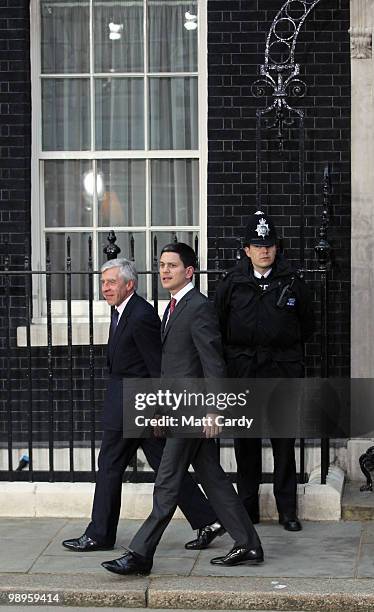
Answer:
[{"left": 100, "top": 258, "right": 138, "bottom": 290}]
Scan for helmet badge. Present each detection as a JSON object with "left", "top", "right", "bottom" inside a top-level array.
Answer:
[{"left": 255, "top": 218, "right": 270, "bottom": 240}]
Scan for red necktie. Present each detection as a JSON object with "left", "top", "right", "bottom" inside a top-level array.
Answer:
[{"left": 169, "top": 297, "right": 177, "bottom": 315}]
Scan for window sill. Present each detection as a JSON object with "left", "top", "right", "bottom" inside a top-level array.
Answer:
[
  {"left": 16, "top": 302, "right": 168, "bottom": 347},
  {"left": 17, "top": 320, "right": 110, "bottom": 347}
]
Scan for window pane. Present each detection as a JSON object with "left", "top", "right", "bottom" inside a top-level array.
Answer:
[
  {"left": 46, "top": 233, "right": 91, "bottom": 299},
  {"left": 152, "top": 231, "right": 197, "bottom": 299},
  {"left": 94, "top": 0, "right": 144, "bottom": 73},
  {"left": 148, "top": 0, "right": 198, "bottom": 72},
  {"left": 149, "top": 77, "right": 198, "bottom": 149},
  {"left": 95, "top": 78, "right": 144, "bottom": 150},
  {"left": 97, "top": 160, "right": 146, "bottom": 227},
  {"left": 151, "top": 160, "right": 199, "bottom": 226},
  {"left": 98, "top": 231, "right": 146, "bottom": 298},
  {"left": 42, "top": 79, "right": 90, "bottom": 151},
  {"left": 44, "top": 161, "right": 92, "bottom": 228},
  {"left": 41, "top": 0, "right": 90, "bottom": 74}
]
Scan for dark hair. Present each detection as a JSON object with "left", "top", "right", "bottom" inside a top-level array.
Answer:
[{"left": 160, "top": 242, "right": 198, "bottom": 269}]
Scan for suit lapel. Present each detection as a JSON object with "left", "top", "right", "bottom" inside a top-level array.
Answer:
[
  {"left": 161, "top": 303, "right": 170, "bottom": 338},
  {"left": 162, "top": 289, "right": 195, "bottom": 344},
  {"left": 108, "top": 293, "right": 137, "bottom": 362}
]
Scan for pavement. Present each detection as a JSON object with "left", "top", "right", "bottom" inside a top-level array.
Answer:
[{"left": 1, "top": 518, "right": 374, "bottom": 610}]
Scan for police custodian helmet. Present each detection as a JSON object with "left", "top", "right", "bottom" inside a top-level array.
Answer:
[{"left": 244, "top": 211, "right": 277, "bottom": 247}]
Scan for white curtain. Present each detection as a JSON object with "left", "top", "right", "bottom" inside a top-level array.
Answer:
[
  {"left": 148, "top": 0, "right": 197, "bottom": 72},
  {"left": 93, "top": 0, "right": 144, "bottom": 73},
  {"left": 151, "top": 159, "right": 199, "bottom": 226},
  {"left": 41, "top": 1, "right": 90, "bottom": 73}
]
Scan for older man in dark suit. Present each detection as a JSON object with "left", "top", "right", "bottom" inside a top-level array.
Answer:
[
  {"left": 102, "top": 244, "right": 263, "bottom": 575},
  {"left": 62, "top": 258, "right": 222, "bottom": 553}
]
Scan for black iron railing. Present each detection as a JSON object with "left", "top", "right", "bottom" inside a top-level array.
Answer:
[{"left": 0, "top": 235, "right": 331, "bottom": 486}]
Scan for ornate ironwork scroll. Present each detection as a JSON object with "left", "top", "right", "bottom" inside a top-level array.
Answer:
[
  {"left": 252, "top": 0, "right": 322, "bottom": 266},
  {"left": 252, "top": 0, "right": 322, "bottom": 135}
]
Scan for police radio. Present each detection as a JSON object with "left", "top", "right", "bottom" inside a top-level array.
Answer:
[{"left": 276, "top": 276, "right": 295, "bottom": 309}]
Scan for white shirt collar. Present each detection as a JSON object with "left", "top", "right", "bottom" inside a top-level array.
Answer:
[
  {"left": 253, "top": 268, "right": 272, "bottom": 279},
  {"left": 171, "top": 282, "right": 194, "bottom": 304},
  {"left": 115, "top": 292, "right": 135, "bottom": 320}
]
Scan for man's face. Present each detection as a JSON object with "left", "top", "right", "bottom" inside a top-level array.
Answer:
[
  {"left": 244, "top": 244, "right": 277, "bottom": 273},
  {"left": 159, "top": 252, "right": 193, "bottom": 295},
  {"left": 101, "top": 267, "right": 134, "bottom": 307}
]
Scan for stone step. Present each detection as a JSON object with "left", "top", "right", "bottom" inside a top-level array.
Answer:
[{"left": 342, "top": 480, "right": 374, "bottom": 520}]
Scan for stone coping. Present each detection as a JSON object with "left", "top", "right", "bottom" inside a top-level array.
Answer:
[{"left": 1, "top": 575, "right": 374, "bottom": 610}]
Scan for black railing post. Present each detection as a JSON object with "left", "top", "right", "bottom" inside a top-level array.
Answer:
[
  {"left": 24, "top": 240, "right": 33, "bottom": 479},
  {"left": 129, "top": 233, "right": 135, "bottom": 262},
  {"left": 66, "top": 237, "right": 74, "bottom": 480},
  {"left": 4, "top": 243, "right": 13, "bottom": 477},
  {"left": 194, "top": 234, "right": 200, "bottom": 292},
  {"left": 152, "top": 235, "right": 159, "bottom": 315},
  {"left": 88, "top": 236, "right": 96, "bottom": 479},
  {"left": 45, "top": 238, "right": 54, "bottom": 481},
  {"left": 315, "top": 164, "right": 332, "bottom": 484}
]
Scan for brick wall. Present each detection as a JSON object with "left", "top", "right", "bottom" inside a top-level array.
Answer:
[
  {"left": 207, "top": 0, "right": 351, "bottom": 377},
  {"left": 0, "top": 0, "right": 31, "bottom": 269}
]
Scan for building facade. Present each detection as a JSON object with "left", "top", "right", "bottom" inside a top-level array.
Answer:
[{"left": 1, "top": 1, "right": 358, "bottom": 473}]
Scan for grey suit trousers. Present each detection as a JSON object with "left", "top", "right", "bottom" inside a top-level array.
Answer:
[{"left": 130, "top": 437, "right": 261, "bottom": 559}]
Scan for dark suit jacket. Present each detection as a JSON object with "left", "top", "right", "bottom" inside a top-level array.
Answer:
[
  {"left": 161, "top": 288, "right": 226, "bottom": 379},
  {"left": 103, "top": 293, "right": 161, "bottom": 430}
]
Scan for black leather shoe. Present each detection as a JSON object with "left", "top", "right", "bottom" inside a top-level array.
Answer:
[
  {"left": 185, "top": 522, "right": 226, "bottom": 550},
  {"left": 210, "top": 545, "right": 264, "bottom": 566},
  {"left": 279, "top": 515, "right": 302, "bottom": 532},
  {"left": 62, "top": 534, "right": 114, "bottom": 552},
  {"left": 101, "top": 550, "right": 152, "bottom": 576}
]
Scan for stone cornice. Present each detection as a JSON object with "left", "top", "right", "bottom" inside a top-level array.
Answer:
[{"left": 350, "top": 0, "right": 372, "bottom": 59}]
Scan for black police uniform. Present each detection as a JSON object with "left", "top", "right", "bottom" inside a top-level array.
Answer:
[{"left": 214, "top": 216, "right": 314, "bottom": 525}]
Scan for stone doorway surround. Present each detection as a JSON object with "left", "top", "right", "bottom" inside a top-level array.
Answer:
[{"left": 350, "top": 0, "right": 374, "bottom": 477}]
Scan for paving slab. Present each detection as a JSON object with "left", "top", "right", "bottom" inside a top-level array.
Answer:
[
  {"left": 0, "top": 539, "right": 53, "bottom": 574},
  {"left": 356, "top": 537, "right": 374, "bottom": 578},
  {"left": 193, "top": 539, "right": 358, "bottom": 578},
  {"left": 46, "top": 518, "right": 198, "bottom": 559},
  {"left": 192, "top": 522, "right": 362, "bottom": 578},
  {"left": 342, "top": 481, "right": 374, "bottom": 520},
  {"left": 0, "top": 518, "right": 67, "bottom": 539}
]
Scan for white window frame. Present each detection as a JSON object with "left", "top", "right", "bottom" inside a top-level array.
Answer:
[{"left": 29, "top": 0, "right": 208, "bottom": 324}]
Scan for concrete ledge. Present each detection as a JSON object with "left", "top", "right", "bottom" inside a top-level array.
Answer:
[
  {"left": 299, "top": 465, "right": 345, "bottom": 520},
  {"left": 147, "top": 576, "right": 374, "bottom": 611},
  {"left": 0, "top": 471, "right": 344, "bottom": 520},
  {"left": 2, "top": 575, "right": 374, "bottom": 610},
  {"left": 0, "top": 482, "right": 183, "bottom": 519},
  {"left": 0, "top": 574, "right": 147, "bottom": 608}
]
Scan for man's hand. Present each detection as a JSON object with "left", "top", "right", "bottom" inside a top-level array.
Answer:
[{"left": 203, "top": 413, "right": 222, "bottom": 438}]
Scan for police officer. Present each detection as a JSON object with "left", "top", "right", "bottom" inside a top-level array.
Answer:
[{"left": 215, "top": 211, "right": 314, "bottom": 531}]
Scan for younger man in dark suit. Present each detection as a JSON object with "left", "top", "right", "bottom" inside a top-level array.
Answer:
[
  {"left": 102, "top": 245, "right": 263, "bottom": 575},
  {"left": 62, "top": 258, "right": 223, "bottom": 553}
]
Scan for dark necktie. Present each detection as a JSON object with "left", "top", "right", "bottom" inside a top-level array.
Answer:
[
  {"left": 110, "top": 307, "right": 119, "bottom": 340},
  {"left": 169, "top": 297, "right": 177, "bottom": 315},
  {"left": 163, "top": 298, "right": 177, "bottom": 332}
]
